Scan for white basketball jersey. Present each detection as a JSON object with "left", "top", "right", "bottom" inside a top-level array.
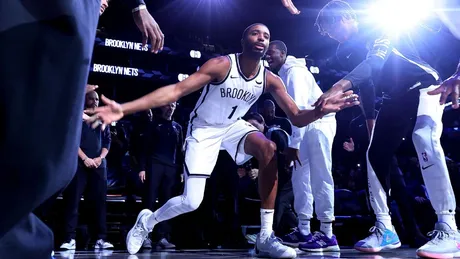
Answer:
[{"left": 189, "top": 53, "right": 266, "bottom": 127}]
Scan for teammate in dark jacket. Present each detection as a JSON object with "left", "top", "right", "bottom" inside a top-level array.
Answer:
[{"left": 314, "top": 1, "right": 459, "bottom": 257}]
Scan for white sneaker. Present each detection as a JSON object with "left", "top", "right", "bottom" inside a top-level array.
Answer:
[
  {"left": 255, "top": 232, "right": 297, "bottom": 258},
  {"left": 59, "top": 239, "right": 76, "bottom": 250},
  {"left": 126, "top": 209, "right": 154, "bottom": 255},
  {"left": 416, "top": 222, "right": 460, "bottom": 259},
  {"left": 95, "top": 239, "right": 114, "bottom": 249}
]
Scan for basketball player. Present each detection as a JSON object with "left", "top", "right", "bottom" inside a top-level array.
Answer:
[
  {"left": 87, "top": 23, "right": 359, "bottom": 257},
  {"left": 314, "top": 1, "right": 459, "bottom": 258},
  {"left": 265, "top": 40, "right": 339, "bottom": 252}
]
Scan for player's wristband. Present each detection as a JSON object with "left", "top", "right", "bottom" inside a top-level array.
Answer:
[{"left": 132, "top": 4, "right": 147, "bottom": 13}]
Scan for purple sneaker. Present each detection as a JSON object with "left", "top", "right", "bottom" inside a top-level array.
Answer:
[
  {"left": 281, "top": 228, "right": 312, "bottom": 247},
  {"left": 299, "top": 231, "right": 340, "bottom": 252}
]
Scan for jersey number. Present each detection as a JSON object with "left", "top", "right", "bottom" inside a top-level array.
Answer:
[{"left": 228, "top": 105, "right": 238, "bottom": 119}]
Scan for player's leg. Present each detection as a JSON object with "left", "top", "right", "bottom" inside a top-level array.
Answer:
[
  {"left": 281, "top": 127, "right": 313, "bottom": 247},
  {"left": 0, "top": 1, "right": 99, "bottom": 257},
  {"left": 125, "top": 127, "right": 222, "bottom": 255},
  {"left": 355, "top": 93, "right": 419, "bottom": 253},
  {"left": 222, "top": 120, "right": 296, "bottom": 258},
  {"left": 388, "top": 156, "right": 428, "bottom": 247},
  {"left": 299, "top": 118, "right": 339, "bottom": 252},
  {"left": 412, "top": 86, "right": 460, "bottom": 259}
]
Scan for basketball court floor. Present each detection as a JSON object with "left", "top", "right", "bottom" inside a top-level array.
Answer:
[{"left": 54, "top": 248, "right": 423, "bottom": 258}]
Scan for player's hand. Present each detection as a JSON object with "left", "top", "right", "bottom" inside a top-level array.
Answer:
[
  {"left": 84, "top": 158, "right": 97, "bottom": 168},
  {"left": 320, "top": 90, "right": 360, "bottom": 114},
  {"left": 133, "top": 9, "right": 164, "bottom": 53},
  {"left": 82, "top": 112, "right": 90, "bottom": 121},
  {"left": 283, "top": 147, "right": 301, "bottom": 169},
  {"left": 85, "top": 95, "right": 123, "bottom": 129},
  {"left": 248, "top": 169, "right": 259, "bottom": 180},
  {"left": 313, "top": 84, "right": 345, "bottom": 108},
  {"left": 139, "top": 171, "right": 146, "bottom": 183},
  {"left": 428, "top": 75, "right": 459, "bottom": 109},
  {"left": 86, "top": 84, "right": 98, "bottom": 94},
  {"left": 94, "top": 157, "right": 102, "bottom": 168},
  {"left": 281, "top": 0, "right": 300, "bottom": 14},
  {"left": 343, "top": 138, "right": 355, "bottom": 152}
]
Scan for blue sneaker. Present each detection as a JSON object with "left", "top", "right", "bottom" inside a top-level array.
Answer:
[
  {"left": 281, "top": 228, "right": 312, "bottom": 247},
  {"left": 416, "top": 222, "right": 460, "bottom": 259},
  {"left": 299, "top": 231, "right": 340, "bottom": 252},
  {"left": 354, "top": 221, "right": 401, "bottom": 253}
]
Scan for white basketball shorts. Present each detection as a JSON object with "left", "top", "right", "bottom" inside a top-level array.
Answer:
[{"left": 184, "top": 119, "right": 259, "bottom": 177}]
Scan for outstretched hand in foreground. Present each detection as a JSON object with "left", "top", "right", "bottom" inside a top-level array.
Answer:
[
  {"left": 84, "top": 95, "right": 123, "bottom": 129},
  {"left": 319, "top": 90, "right": 360, "bottom": 114}
]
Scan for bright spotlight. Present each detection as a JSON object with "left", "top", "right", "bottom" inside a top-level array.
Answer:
[
  {"left": 366, "top": 0, "right": 434, "bottom": 34},
  {"left": 178, "top": 73, "right": 189, "bottom": 82},
  {"left": 190, "top": 50, "right": 201, "bottom": 59}
]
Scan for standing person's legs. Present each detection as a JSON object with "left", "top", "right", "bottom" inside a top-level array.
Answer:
[
  {"left": 0, "top": 1, "right": 100, "bottom": 258},
  {"left": 273, "top": 186, "right": 295, "bottom": 236},
  {"left": 355, "top": 91, "right": 419, "bottom": 253},
  {"left": 280, "top": 125, "right": 313, "bottom": 247},
  {"left": 222, "top": 120, "right": 296, "bottom": 258},
  {"left": 61, "top": 166, "right": 89, "bottom": 249},
  {"left": 156, "top": 164, "right": 178, "bottom": 247},
  {"left": 291, "top": 127, "right": 313, "bottom": 234},
  {"left": 87, "top": 166, "right": 113, "bottom": 249},
  {"left": 299, "top": 117, "right": 339, "bottom": 252},
  {"left": 413, "top": 86, "right": 460, "bottom": 258},
  {"left": 143, "top": 162, "right": 163, "bottom": 213},
  {"left": 125, "top": 125, "right": 223, "bottom": 255}
]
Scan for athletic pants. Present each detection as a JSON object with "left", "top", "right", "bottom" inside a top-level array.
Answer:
[
  {"left": 367, "top": 86, "right": 456, "bottom": 222},
  {"left": 291, "top": 116, "right": 337, "bottom": 222},
  {"left": 63, "top": 165, "right": 108, "bottom": 241}
]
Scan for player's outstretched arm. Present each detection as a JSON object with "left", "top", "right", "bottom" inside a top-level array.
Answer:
[
  {"left": 314, "top": 37, "right": 392, "bottom": 108},
  {"left": 121, "top": 56, "right": 227, "bottom": 115},
  {"left": 86, "top": 56, "right": 229, "bottom": 126},
  {"left": 266, "top": 72, "right": 359, "bottom": 127}
]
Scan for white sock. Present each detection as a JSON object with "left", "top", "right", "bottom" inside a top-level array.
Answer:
[
  {"left": 298, "top": 217, "right": 311, "bottom": 236},
  {"left": 320, "top": 222, "right": 333, "bottom": 238},
  {"left": 376, "top": 215, "right": 393, "bottom": 230},
  {"left": 437, "top": 214, "right": 457, "bottom": 230},
  {"left": 260, "top": 209, "right": 274, "bottom": 239}
]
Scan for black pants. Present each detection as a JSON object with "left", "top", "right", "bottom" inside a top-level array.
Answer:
[
  {"left": 143, "top": 162, "right": 178, "bottom": 240},
  {"left": 274, "top": 185, "right": 297, "bottom": 236},
  {"left": 0, "top": 2, "right": 99, "bottom": 258},
  {"left": 388, "top": 157, "right": 424, "bottom": 240},
  {"left": 63, "top": 165, "right": 108, "bottom": 241}
]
